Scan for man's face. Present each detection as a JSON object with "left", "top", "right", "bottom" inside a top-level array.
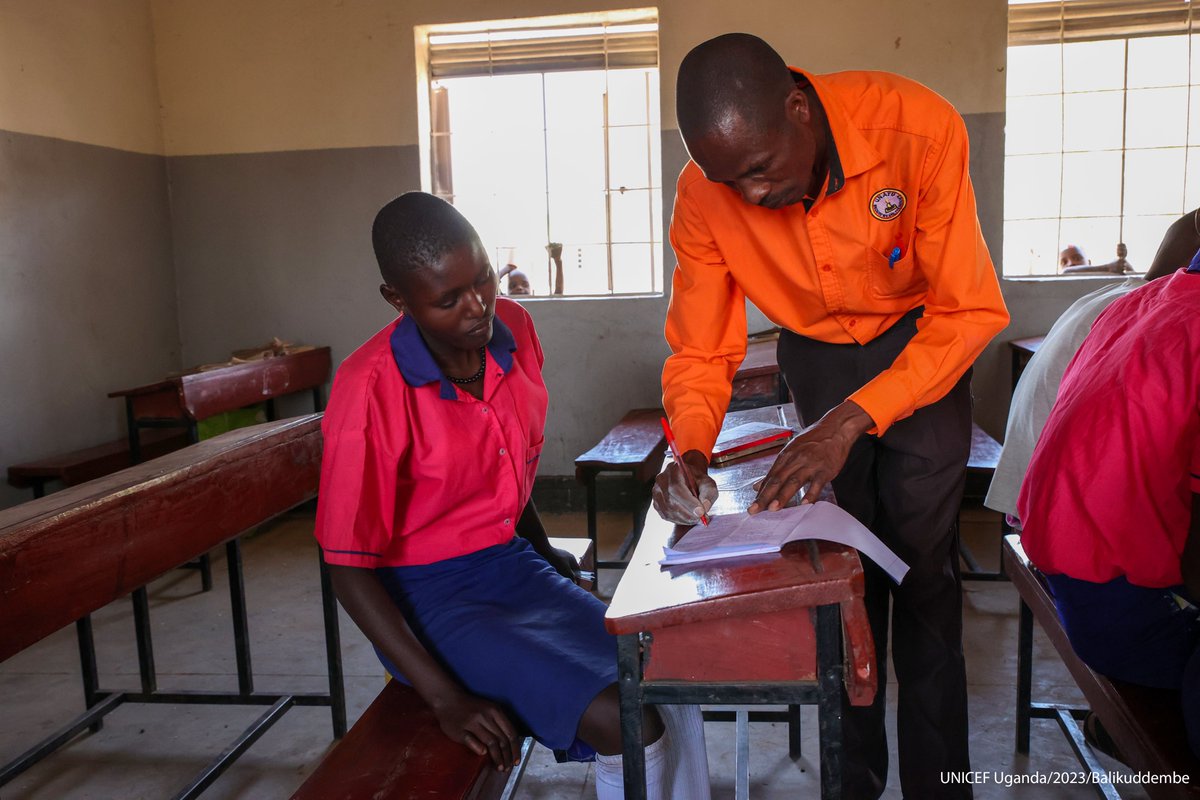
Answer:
[{"left": 685, "top": 88, "right": 817, "bottom": 210}]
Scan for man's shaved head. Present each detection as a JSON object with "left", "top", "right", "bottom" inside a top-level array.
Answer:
[{"left": 676, "top": 33, "right": 794, "bottom": 143}]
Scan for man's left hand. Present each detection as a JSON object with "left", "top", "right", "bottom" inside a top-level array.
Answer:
[{"left": 748, "top": 401, "right": 874, "bottom": 513}]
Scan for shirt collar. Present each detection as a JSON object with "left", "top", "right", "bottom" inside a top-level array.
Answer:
[
  {"left": 1187, "top": 247, "right": 1200, "bottom": 273},
  {"left": 389, "top": 313, "right": 518, "bottom": 400},
  {"left": 790, "top": 68, "right": 883, "bottom": 200}
]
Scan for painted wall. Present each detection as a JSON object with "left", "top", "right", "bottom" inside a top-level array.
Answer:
[
  {"left": 0, "top": 0, "right": 1135, "bottom": 509},
  {"left": 153, "top": 0, "right": 1036, "bottom": 476},
  {"left": 0, "top": 0, "right": 179, "bottom": 509}
]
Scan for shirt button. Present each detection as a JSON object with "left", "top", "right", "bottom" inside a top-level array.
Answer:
[
  {"left": 810, "top": 208, "right": 820, "bottom": 218},
  {"left": 821, "top": 264, "right": 832, "bottom": 272},
  {"left": 481, "top": 407, "right": 488, "bottom": 414},
  {"left": 849, "top": 319, "right": 857, "bottom": 327},
  {"left": 499, "top": 448, "right": 506, "bottom": 456},
  {"left": 504, "top": 518, "right": 512, "bottom": 525}
]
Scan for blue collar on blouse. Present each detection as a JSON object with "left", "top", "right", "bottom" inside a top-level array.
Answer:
[
  {"left": 1187, "top": 247, "right": 1200, "bottom": 274},
  {"left": 390, "top": 313, "right": 517, "bottom": 400}
]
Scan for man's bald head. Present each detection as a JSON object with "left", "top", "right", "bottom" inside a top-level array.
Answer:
[{"left": 676, "top": 33, "right": 795, "bottom": 143}]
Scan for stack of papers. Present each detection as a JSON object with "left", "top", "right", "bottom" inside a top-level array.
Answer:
[{"left": 660, "top": 501, "right": 909, "bottom": 584}]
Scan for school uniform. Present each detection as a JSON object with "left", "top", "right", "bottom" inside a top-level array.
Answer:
[
  {"left": 665, "top": 68, "right": 1009, "bottom": 798},
  {"left": 1019, "top": 265, "right": 1200, "bottom": 754},
  {"left": 314, "top": 298, "right": 615, "bottom": 753}
]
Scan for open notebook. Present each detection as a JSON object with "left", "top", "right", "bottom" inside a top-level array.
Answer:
[{"left": 660, "top": 501, "right": 909, "bottom": 584}]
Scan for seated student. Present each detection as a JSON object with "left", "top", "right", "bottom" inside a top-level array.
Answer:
[
  {"left": 1017, "top": 249, "right": 1200, "bottom": 757},
  {"left": 986, "top": 209, "right": 1200, "bottom": 524},
  {"left": 314, "top": 192, "right": 710, "bottom": 799}
]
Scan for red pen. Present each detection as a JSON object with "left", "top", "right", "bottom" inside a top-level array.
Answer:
[{"left": 660, "top": 417, "right": 710, "bottom": 526}]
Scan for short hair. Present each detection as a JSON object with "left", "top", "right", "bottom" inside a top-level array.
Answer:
[
  {"left": 676, "top": 33, "right": 795, "bottom": 142},
  {"left": 371, "top": 192, "right": 482, "bottom": 288}
]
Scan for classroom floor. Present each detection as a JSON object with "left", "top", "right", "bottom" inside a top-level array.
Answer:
[{"left": 0, "top": 506, "right": 1152, "bottom": 799}]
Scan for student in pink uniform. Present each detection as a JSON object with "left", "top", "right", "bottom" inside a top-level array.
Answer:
[
  {"left": 1019, "top": 249, "right": 1200, "bottom": 757},
  {"left": 314, "top": 192, "right": 709, "bottom": 798}
]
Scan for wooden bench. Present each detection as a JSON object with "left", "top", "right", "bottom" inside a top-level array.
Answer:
[
  {"left": 6, "top": 428, "right": 191, "bottom": 499},
  {"left": 958, "top": 422, "right": 1008, "bottom": 582},
  {"left": 574, "top": 408, "right": 668, "bottom": 571},
  {"left": 1003, "top": 535, "right": 1200, "bottom": 799},
  {"left": 0, "top": 415, "right": 345, "bottom": 799},
  {"left": 291, "top": 536, "right": 594, "bottom": 800}
]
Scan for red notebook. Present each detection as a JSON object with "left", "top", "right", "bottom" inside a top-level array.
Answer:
[{"left": 710, "top": 421, "right": 793, "bottom": 465}]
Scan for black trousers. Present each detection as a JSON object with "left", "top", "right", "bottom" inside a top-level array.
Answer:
[{"left": 777, "top": 308, "right": 973, "bottom": 800}]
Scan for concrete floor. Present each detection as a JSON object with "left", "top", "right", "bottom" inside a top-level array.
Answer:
[{"left": 0, "top": 506, "right": 1151, "bottom": 799}]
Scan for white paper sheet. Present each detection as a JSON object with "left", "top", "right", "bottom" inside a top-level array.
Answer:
[{"left": 661, "top": 501, "right": 909, "bottom": 583}]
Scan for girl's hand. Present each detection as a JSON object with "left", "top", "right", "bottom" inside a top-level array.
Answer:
[
  {"left": 547, "top": 547, "right": 582, "bottom": 583},
  {"left": 431, "top": 691, "right": 522, "bottom": 771}
]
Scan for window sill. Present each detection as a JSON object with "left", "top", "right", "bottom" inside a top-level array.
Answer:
[
  {"left": 507, "top": 292, "right": 665, "bottom": 301},
  {"left": 1001, "top": 273, "right": 1142, "bottom": 284}
]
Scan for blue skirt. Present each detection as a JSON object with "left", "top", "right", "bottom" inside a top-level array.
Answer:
[{"left": 375, "top": 537, "right": 617, "bottom": 752}]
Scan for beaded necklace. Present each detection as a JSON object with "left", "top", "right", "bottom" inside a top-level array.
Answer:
[{"left": 445, "top": 346, "right": 487, "bottom": 385}]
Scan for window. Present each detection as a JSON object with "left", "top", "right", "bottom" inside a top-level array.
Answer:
[
  {"left": 1004, "top": 0, "right": 1200, "bottom": 277},
  {"left": 416, "top": 10, "right": 662, "bottom": 297}
]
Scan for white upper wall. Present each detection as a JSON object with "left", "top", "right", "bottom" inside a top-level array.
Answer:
[
  {"left": 0, "top": 0, "right": 164, "bottom": 154},
  {"left": 150, "top": 0, "right": 1007, "bottom": 156}
]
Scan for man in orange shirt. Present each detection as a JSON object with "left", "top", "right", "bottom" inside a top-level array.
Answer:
[{"left": 653, "top": 34, "right": 1008, "bottom": 798}]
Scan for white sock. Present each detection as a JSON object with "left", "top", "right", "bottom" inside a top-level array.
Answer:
[
  {"left": 594, "top": 733, "right": 667, "bottom": 800},
  {"left": 658, "top": 704, "right": 712, "bottom": 800},
  {"left": 592, "top": 705, "right": 711, "bottom": 800}
]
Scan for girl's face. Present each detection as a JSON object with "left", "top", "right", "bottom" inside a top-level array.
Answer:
[{"left": 382, "top": 240, "right": 498, "bottom": 356}]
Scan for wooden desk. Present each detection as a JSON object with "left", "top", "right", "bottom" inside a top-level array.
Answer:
[
  {"left": 731, "top": 338, "right": 790, "bottom": 410},
  {"left": 109, "top": 347, "right": 331, "bottom": 462},
  {"left": 1008, "top": 335, "right": 1045, "bottom": 391},
  {"left": 605, "top": 405, "right": 875, "bottom": 799}
]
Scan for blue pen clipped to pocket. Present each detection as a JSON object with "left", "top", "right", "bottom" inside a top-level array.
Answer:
[{"left": 887, "top": 246, "right": 902, "bottom": 269}]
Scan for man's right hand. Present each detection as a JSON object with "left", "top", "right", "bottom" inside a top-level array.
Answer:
[
  {"left": 431, "top": 690, "right": 522, "bottom": 771},
  {"left": 652, "top": 449, "right": 719, "bottom": 524}
]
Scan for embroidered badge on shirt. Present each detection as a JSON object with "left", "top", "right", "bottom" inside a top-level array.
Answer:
[{"left": 870, "top": 189, "right": 906, "bottom": 221}]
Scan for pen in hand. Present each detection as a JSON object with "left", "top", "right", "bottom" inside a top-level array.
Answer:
[{"left": 660, "top": 417, "right": 710, "bottom": 526}]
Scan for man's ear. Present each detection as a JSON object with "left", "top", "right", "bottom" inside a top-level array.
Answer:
[
  {"left": 380, "top": 283, "right": 406, "bottom": 315},
  {"left": 785, "top": 85, "right": 811, "bottom": 125}
]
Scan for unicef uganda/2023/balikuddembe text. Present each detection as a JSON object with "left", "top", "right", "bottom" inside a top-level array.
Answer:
[{"left": 941, "top": 770, "right": 1192, "bottom": 788}]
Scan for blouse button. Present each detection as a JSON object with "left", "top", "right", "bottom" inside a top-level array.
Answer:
[
  {"left": 821, "top": 264, "right": 832, "bottom": 272},
  {"left": 499, "top": 448, "right": 506, "bottom": 456},
  {"left": 504, "top": 518, "right": 512, "bottom": 525},
  {"left": 481, "top": 407, "right": 488, "bottom": 413}
]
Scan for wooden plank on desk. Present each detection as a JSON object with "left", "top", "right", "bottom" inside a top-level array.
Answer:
[
  {"left": 109, "top": 347, "right": 331, "bottom": 422},
  {"left": 0, "top": 415, "right": 323, "bottom": 661}
]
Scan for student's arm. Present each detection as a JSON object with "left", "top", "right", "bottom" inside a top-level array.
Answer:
[
  {"left": 327, "top": 565, "right": 522, "bottom": 770},
  {"left": 514, "top": 497, "right": 581, "bottom": 582},
  {"left": 1183, "top": 494, "right": 1200, "bottom": 601}
]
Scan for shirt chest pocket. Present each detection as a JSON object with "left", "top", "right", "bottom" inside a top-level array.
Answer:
[
  {"left": 865, "top": 246, "right": 923, "bottom": 299},
  {"left": 524, "top": 437, "right": 544, "bottom": 487}
]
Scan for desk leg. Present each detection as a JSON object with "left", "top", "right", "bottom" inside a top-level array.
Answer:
[
  {"left": 76, "top": 616, "right": 103, "bottom": 733},
  {"left": 226, "top": 539, "right": 254, "bottom": 696},
  {"left": 1016, "top": 599, "right": 1033, "bottom": 754},
  {"left": 584, "top": 470, "right": 599, "bottom": 563},
  {"left": 815, "top": 603, "right": 843, "bottom": 800},
  {"left": 312, "top": 386, "right": 325, "bottom": 413},
  {"left": 617, "top": 633, "right": 647, "bottom": 799},
  {"left": 124, "top": 399, "right": 142, "bottom": 464},
  {"left": 735, "top": 709, "right": 751, "bottom": 800},
  {"left": 132, "top": 587, "right": 157, "bottom": 694},
  {"left": 318, "top": 553, "right": 347, "bottom": 738}
]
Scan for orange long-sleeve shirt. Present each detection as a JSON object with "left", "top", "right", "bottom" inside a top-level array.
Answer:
[{"left": 664, "top": 69, "right": 1009, "bottom": 456}]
